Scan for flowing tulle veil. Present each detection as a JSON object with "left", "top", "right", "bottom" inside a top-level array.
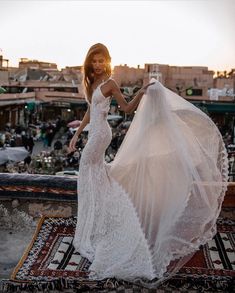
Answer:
[{"left": 110, "top": 79, "right": 229, "bottom": 287}]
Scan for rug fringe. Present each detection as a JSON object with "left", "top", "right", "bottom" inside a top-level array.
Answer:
[
  {"left": 1, "top": 276, "right": 234, "bottom": 292},
  {"left": 0, "top": 278, "right": 119, "bottom": 292},
  {"left": 163, "top": 275, "right": 235, "bottom": 292}
]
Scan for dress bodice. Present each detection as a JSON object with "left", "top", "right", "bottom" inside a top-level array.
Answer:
[
  {"left": 81, "top": 79, "right": 113, "bottom": 164},
  {"left": 89, "top": 81, "right": 111, "bottom": 122}
]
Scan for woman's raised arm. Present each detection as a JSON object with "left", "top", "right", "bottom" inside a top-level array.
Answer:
[{"left": 110, "top": 79, "right": 154, "bottom": 114}]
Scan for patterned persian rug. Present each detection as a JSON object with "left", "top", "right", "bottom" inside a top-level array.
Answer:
[{"left": 1, "top": 216, "right": 234, "bottom": 292}]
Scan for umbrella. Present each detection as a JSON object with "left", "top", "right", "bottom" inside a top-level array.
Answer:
[
  {"left": 107, "top": 115, "right": 123, "bottom": 121},
  {"left": 67, "top": 120, "right": 81, "bottom": 128},
  {"left": 0, "top": 147, "right": 29, "bottom": 165}
]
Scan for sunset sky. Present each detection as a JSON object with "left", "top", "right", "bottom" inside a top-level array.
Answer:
[{"left": 1, "top": 0, "right": 234, "bottom": 72}]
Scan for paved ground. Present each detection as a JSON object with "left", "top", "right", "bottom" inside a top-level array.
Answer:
[
  {"left": 0, "top": 229, "right": 35, "bottom": 281},
  {"left": 0, "top": 204, "right": 37, "bottom": 281}
]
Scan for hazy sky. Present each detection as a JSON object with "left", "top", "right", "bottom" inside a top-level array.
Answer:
[{"left": 1, "top": 0, "right": 234, "bottom": 71}]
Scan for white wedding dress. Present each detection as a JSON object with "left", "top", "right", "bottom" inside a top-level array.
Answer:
[{"left": 73, "top": 79, "right": 228, "bottom": 287}]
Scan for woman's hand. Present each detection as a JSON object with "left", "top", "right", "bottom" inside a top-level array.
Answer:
[
  {"left": 139, "top": 81, "right": 155, "bottom": 95},
  {"left": 68, "top": 134, "right": 78, "bottom": 153}
]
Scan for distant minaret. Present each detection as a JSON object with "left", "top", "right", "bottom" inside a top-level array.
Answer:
[{"left": 149, "top": 64, "right": 162, "bottom": 82}]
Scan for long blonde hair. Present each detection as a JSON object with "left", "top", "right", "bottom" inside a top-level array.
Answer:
[{"left": 83, "top": 43, "right": 112, "bottom": 101}]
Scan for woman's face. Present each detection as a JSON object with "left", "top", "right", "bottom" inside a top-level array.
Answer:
[{"left": 91, "top": 53, "right": 107, "bottom": 76}]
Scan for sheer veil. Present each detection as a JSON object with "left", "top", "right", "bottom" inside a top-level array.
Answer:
[{"left": 110, "top": 79, "right": 229, "bottom": 286}]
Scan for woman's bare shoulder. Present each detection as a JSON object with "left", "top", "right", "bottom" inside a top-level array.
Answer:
[{"left": 108, "top": 78, "right": 119, "bottom": 91}]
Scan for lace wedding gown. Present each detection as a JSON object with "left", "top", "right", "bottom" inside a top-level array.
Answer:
[{"left": 73, "top": 79, "right": 228, "bottom": 287}]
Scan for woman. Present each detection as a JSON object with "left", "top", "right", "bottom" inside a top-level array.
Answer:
[{"left": 69, "top": 43, "right": 228, "bottom": 287}]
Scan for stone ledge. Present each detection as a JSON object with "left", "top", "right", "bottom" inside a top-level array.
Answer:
[
  {"left": 0, "top": 173, "right": 77, "bottom": 201},
  {"left": 0, "top": 173, "right": 234, "bottom": 207}
]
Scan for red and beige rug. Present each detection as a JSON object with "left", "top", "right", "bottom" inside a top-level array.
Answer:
[{"left": 1, "top": 216, "right": 234, "bottom": 292}]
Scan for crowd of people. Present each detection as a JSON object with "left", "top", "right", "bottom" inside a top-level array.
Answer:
[
  {"left": 0, "top": 116, "right": 234, "bottom": 179},
  {"left": 1, "top": 123, "right": 35, "bottom": 153},
  {"left": 0, "top": 117, "right": 130, "bottom": 175}
]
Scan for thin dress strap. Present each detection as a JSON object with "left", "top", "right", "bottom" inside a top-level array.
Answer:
[{"left": 99, "top": 77, "right": 112, "bottom": 87}]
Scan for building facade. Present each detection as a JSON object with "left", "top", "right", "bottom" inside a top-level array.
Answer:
[
  {"left": 0, "top": 57, "right": 86, "bottom": 130},
  {"left": 1, "top": 55, "right": 234, "bottom": 141},
  {"left": 112, "top": 64, "right": 144, "bottom": 87}
]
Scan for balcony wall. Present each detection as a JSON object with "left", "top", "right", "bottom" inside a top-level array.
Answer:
[
  {"left": 0, "top": 173, "right": 234, "bottom": 218},
  {"left": 0, "top": 173, "right": 78, "bottom": 218}
]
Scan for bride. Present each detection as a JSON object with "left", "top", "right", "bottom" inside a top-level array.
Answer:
[{"left": 69, "top": 43, "right": 228, "bottom": 287}]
